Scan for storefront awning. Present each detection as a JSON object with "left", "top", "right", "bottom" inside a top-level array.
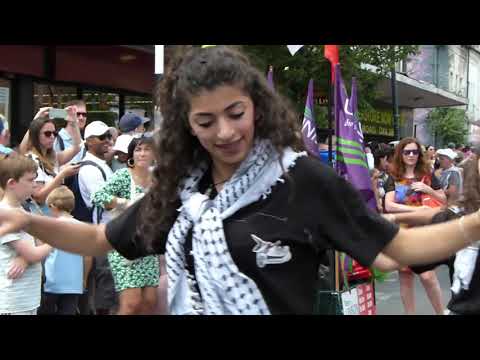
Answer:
[
  {"left": 121, "top": 45, "right": 155, "bottom": 54},
  {"left": 362, "top": 64, "right": 468, "bottom": 108}
]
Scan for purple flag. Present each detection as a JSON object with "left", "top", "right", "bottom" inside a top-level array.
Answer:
[
  {"left": 334, "top": 64, "right": 376, "bottom": 212},
  {"left": 301, "top": 79, "right": 318, "bottom": 157},
  {"left": 267, "top": 65, "right": 275, "bottom": 90}
]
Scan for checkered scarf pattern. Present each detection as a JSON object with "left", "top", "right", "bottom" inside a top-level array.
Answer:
[{"left": 166, "top": 139, "right": 307, "bottom": 315}]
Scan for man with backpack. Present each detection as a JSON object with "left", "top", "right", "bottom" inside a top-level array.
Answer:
[{"left": 75, "top": 121, "right": 116, "bottom": 315}]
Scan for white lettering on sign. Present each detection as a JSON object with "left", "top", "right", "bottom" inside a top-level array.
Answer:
[
  {"left": 302, "top": 120, "right": 317, "bottom": 141},
  {"left": 344, "top": 98, "right": 353, "bottom": 116}
]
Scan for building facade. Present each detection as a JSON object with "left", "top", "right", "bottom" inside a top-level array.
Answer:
[
  {"left": 0, "top": 45, "right": 156, "bottom": 146},
  {"left": 360, "top": 46, "right": 468, "bottom": 145},
  {"left": 407, "top": 45, "right": 480, "bottom": 147}
]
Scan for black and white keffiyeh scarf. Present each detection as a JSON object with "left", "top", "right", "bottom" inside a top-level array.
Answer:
[{"left": 166, "top": 139, "right": 307, "bottom": 315}]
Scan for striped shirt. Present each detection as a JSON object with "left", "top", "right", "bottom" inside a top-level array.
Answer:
[{"left": 0, "top": 204, "right": 42, "bottom": 314}]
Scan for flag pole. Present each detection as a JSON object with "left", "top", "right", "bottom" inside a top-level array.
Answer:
[
  {"left": 327, "top": 69, "right": 334, "bottom": 167},
  {"left": 327, "top": 61, "right": 339, "bottom": 292},
  {"left": 328, "top": 62, "right": 340, "bottom": 292}
]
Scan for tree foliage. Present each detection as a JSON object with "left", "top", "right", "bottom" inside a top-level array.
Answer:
[
  {"left": 240, "top": 45, "right": 419, "bottom": 127},
  {"left": 426, "top": 108, "right": 469, "bottom": 146}
]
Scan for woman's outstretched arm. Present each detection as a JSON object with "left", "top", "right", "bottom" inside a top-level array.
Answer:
[{"left": 0, "top": 208, "right": 112, "bottom": 256}]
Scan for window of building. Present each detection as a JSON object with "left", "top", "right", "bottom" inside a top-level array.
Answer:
[
  {"left": 83, "top": 90, "right": 119, "bottom": 128},
  {"left": 34, "top": 83, "right": 78, "bottom": 113}
]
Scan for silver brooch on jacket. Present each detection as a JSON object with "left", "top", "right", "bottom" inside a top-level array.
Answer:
[{"left": 251, "top": 234, "right": 292, "bottom": 268}]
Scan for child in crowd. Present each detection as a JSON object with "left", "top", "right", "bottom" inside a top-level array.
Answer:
[
  {"left": 0, "top": 154, "right": 52, "bottom": 315},
  {"left": 39, "top": 186, "right": 83, "bottom": 315}
]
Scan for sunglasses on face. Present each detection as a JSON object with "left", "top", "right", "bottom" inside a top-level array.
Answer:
[
  {"left": 43, "top": 131, "right": 58, "bottom": 138},
  {"left": 97, "top": 133, "right": 112, "bottom": 141},
  {"left": 77, "top": 112, "right": 87, "bottom": 117},
  {"left": 402, "top": 149, "right": 420, "bottom": 156}
]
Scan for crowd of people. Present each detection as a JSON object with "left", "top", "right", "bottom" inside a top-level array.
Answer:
[
  {"left": 0, "top": 45, "right": 480, "bottom": 315},
  {"left": 0, "top": 102, "right": 167, "bottom": 315},
  {"left": 367, "top": 139, "right": 479, "bottom": 314}
]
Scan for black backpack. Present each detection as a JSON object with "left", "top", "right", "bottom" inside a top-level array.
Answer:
[{"left": 64, "top": 161, "right": 107, "bottom": 224}]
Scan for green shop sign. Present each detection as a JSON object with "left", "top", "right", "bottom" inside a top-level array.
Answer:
[{"left": 358, "top": 109, "right": 406, "bottom": 137}]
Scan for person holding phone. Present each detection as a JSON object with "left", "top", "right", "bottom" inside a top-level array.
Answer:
[
  {"left": 20, "top": 107, "right": 82, "bottom": 215},
  {"left": 54, "top": 100, "right": 89, "bottom": 164}
]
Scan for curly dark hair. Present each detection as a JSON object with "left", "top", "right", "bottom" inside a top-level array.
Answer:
[
  {"left": 139, "top": 45, "right": 304, "bottom": 252},
  {"left": 390, "top": 137, "right": 430, "bottom": 181}
]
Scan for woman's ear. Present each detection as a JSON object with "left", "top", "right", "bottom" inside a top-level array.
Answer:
[
  {"left": 254, "top": 109, "right": 262, "bottom": 122},
  {"left": 188, "top": 123, "right": 197, "bottom": 137}
]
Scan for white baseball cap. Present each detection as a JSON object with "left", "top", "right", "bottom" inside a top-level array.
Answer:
[
  {"left": 437, "top": 148, "right": 458, "bottom": 160},
  {"left": 113, "top": 134, "right": 134, "bottom": 154},
  {"left": 84, "top": 121, "right": 114, "bottom": 139}
]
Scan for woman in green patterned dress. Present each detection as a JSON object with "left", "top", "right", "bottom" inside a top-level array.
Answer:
[{"left": 92, "top": 136, "right": 159, "bottom": 315}]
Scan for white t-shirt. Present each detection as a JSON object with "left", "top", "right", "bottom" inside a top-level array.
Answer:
[
  {"left": 28, "top": 152, "right": 58, "bottom": 184},
  {"left": 27, "top": 153, "right": 59, "bottom": 215},
  {"left": 0, "top": 203, "right": 43, "bottom": 314},
  {"left": 78, "top": 152, "right": 114, "bottom": 224}
]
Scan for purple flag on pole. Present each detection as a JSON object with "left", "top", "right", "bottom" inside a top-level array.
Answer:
[
  {"left": 334, "top": 64, "right": 377, "bottom": 212},
  {"left": 267, "top": 65, "right": 275, "bottom": 90},
  {"left": 301, "top": 79, "right": 318, "bottom": 157}
]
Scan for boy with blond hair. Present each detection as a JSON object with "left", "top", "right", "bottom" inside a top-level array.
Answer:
[
  {"left": 0, "top": 155, "right": 52, "bottom": 315},
  {"left": 38, "top": 186, "right": 83, "bottom": 315}
]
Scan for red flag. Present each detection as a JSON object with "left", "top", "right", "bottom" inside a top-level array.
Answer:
[{"left": 324, "top": 45, "right": 340, "bottom": 81}]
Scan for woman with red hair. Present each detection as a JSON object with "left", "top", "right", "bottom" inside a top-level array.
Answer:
[{"left": 385, "top": 137, "right": 446, "bottom": 314}]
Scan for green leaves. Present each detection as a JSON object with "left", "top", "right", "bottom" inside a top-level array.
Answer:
[{"left": 426, "top": 108, "right": 469, "bottom": 146}]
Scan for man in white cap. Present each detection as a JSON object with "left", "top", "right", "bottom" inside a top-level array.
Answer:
[
  {"left": 77, "top": 121, "right": 117, "bottom": 315},
  {"left": 110, "top": 134, "right": 133, "bottom": 172},
  {"left": 437, "top": 148, "right": 463, "bottom": 204}
]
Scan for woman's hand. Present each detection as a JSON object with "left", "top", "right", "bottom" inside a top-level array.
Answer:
[
  {"left": 59, "top": 163, "right": 81, "bottom": 179},
  {"left": 34, "top": 107, "right": 52, "bottom": 121},
  {"left": 65, "top": 106, "right": 78, "bottom": 124},
  {"left": 411, "top": 181, "right": 433, "bottom": 194},
  {"left": 115, "top": 198, "right": 130, "bottom": 211},
  {"left": 8, "top": 256, "right": 29, "bottom": 280}
]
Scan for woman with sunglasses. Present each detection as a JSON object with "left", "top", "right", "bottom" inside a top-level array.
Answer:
[
  {"left": 25, "top": 107, "right": 82, "bottom": 215},
  {"left": 384, "top": 154, "right": 480, "bottom": 314},
  {"left": 91, "top": 136, "right": 159, "bottom": 315},
  {"left": 385, "top": 137, "right": 447, "bottom": 314}
]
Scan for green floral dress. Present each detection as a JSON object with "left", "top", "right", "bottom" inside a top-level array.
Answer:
[{"left": 92, "top": 168, "right": 159, "bottom": 292}]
